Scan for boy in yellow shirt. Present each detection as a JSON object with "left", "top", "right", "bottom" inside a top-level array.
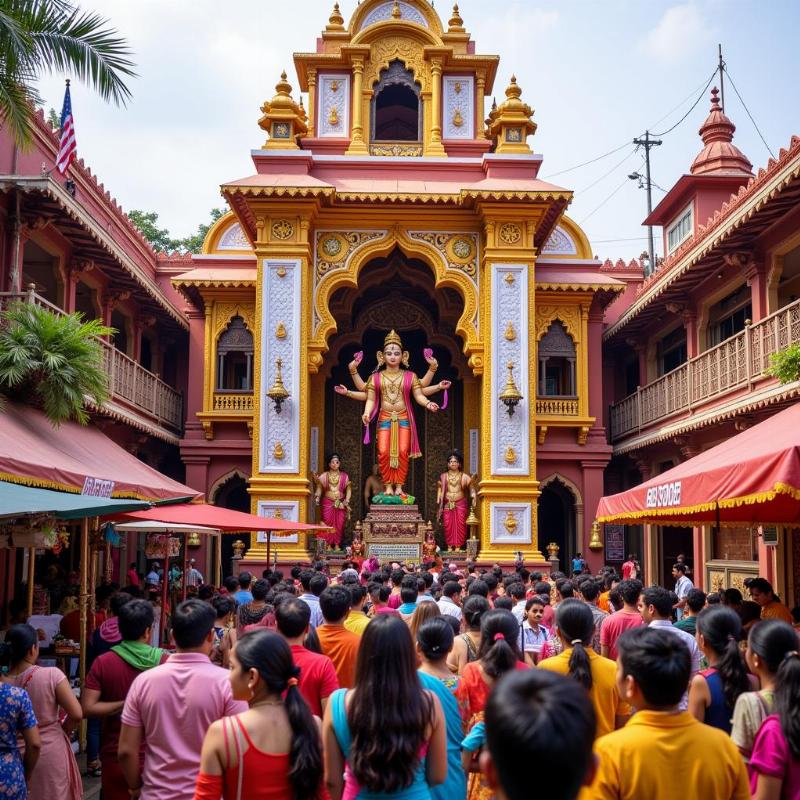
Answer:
[{"left": 587, "top": 626, "right": 749, "bottom": 800}]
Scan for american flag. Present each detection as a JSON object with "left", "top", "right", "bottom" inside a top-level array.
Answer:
[{"left": 55, "top": 81, "right": 77, "bottom": 175}]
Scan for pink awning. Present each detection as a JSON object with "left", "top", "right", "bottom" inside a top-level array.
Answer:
[
  {"left": 595, "top": 403, "right": 800, "bottom": 526},
  {"left": 0, "top": 403, "right": 199, "bottom": 502}
]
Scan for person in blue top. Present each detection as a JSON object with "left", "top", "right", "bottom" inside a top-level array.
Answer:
[
  {"left": 416, "top": 617, "right": 467, "bottom": 800},
  {"left": 0, "top": 676, "right": 41, "bottom": 800},
  {"left": 232, "top": 572, "right": 254, "bottom": 605},
  {"left": 322, "top": 614, "right": 447, "bottom": 799},
  {"left": 571, "top": 553, "right": 585, "bottom": 576}
]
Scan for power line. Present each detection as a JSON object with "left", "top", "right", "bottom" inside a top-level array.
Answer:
[
  {"left": 542, "top": 141, "right": 630, "bottom": 179},
  {"left": 578, "top": 165, "right": 641, "bottom": 225},
  {"left": 575, "top": 148, "right": 638, "bottom": 194},
  {"left": 647, "top": 73, "right": 720, "bottom": 130},
  {"left": 723, "top": 66, "right": 776, "bottom": 159},
  {"left": 651, "top": 69, "right": 717, "bottom": 137}
]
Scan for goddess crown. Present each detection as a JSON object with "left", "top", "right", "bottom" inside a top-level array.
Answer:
[{"left": 383, "top": 329, "right": 402, "bottom": 348}]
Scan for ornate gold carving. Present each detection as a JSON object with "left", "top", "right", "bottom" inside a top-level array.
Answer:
[
  {"left": 212, "top": 304, "right": 256, "bottom": 342},
  {"left": 503, "top": 510, "right": 518, "bottom": 534},
  {"left": 315, "top": 230, "right": 385, "bottom": 279},
  {"left": 536, "top": 398, "right": 578, "bottom": 416},
  {"left": 452, "top": 109, "right": 464, "bottom": 128},
  {"left": 364, "top": 36, "right": 429, "bottom": 94},
  {"left": 454, "top": 81, "right": 462, "bottom": 94},
  {"left": 328, "top": 107, "right": 338, "bottom": 126},
  {"left": 499, "top": 222, "right": 522, "bottom": 245},
  {"left": 330, "top": 79, "right": 339, "bottom": 92},
  {"left": 276, "top": 266, "right": 287, "bottom": 278},
  {"left": 271, "top": 219, "right": 294, "bottom": 240},
  {"left": 537, "top": 425, "right": 548, "bottom": 445},
  {"left": 275, "top": 322, "right": 287, "bottom": 339},
  {"left": 369, "top": 143, "right": 423, "bottom": 157},
  {"left": 273, "top": 442, "right": 285, "bottom": 460},
  {"left": 504, "top": 272, "right": 515, "bottom": 285},
  {"left": 212, "top": 393, "right": 254, "bottom": 412},
  {"left": 409, "top": 231, "right": 479, "bottom": 280},
  {"left": 577, "top": 426, "right": 590, "bottom": 445},
  {"left": 504, "top": 322, "right": 516, "bottom": 341},
  {"left": 504, "top": 446, "right": 516, "bottom": 464},
  {"left": 535, "top": 305, "right": 581, "bottom": 342}
]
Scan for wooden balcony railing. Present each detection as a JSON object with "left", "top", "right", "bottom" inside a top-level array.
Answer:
[
  {"left": 212, "top": 392, "right": 254, "bottom": 412},
  {"left": 0, "top": 288, "right": 183, "bottom": 433},
  {"left": 610, "top": 297, "right": 800, "bottom": 442},
  {"left": 536, "top": 397, "right": 579, "bottom": 416}
]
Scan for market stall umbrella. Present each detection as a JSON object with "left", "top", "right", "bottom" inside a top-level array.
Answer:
[
  {"left": 0, "top": 480, "right": 150, "bottom": 520},
  {"left": 0, "top": 402, "right": 200, "bottom": 502},
  {"left": 596, "top": 403, "right": 800, "bottom": 526}
]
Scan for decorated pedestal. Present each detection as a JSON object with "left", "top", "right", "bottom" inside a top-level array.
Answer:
[{"left": 362, "top": 503, "right": 426, "bottom": 564}]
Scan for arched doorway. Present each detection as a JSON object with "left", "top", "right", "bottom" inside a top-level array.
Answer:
[
  {"left": 538, "top": 477, "right": 578, "bottom": 573},
  {"left": 371, "top": 60, "right": 422, "bottom": 142},
  {"left": 212, "top": 472, "right": 250, "bottom": 577},
  {"left": 322, "top": 248, "right": 467, "bottom": 544}
]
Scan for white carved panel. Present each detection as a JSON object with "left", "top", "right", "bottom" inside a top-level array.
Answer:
[
  {"left": 360, "top": 1, "right": 428, "bottom": 28},
  {"left": 541, "top": 225, "right": 578, "bottom": 255},
  {"left": 259, "top": 260, "right": 301, "bottom": 474},
  {"left": 218, "top": 223, "right": 250, "bottom": 251},
  {"left": 490, "top": 502, "right": 532, "bottom": 545},
  {"left": 443, "top": 76, "right": 474, "bottom": 139},
  {"left": 490, "top": 264, "right": 529, "bottom": 476},
  {"left": 256, "top": 500, "right": 299, "bottom": 545},
  {"left": 469, "top": 428, "right": 479, "bottom": 475},
  {"left": 318, "top": 74, "right": 350, "bottom": 138}
]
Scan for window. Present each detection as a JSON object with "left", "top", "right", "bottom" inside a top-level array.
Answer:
[
  {"left": 666, "top": 204, "right": 693, "bottom": 254},
  {"left": 538, "top": 321, "right": 577, "bottom": 397},
  {"left": 656, "top": 326, "right": 687, "bottom": 376},
  {"left": 708, "top": 285, "right": 751, "bottom": 347},
  {"left": 216, "top": 316, "right": 254, "bottom": 391},
  {"left": 371, "top": 61, "right": 421, "bottom": 143}
]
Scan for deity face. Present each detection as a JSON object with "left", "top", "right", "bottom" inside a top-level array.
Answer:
[
  {"left": 328, "top": 455, "right": 340, "bottom": 470},
  {"left": 383, "top": 343, "right": 402, "bottom": 368},
  {"left": 447, "top": 456, "right": 461, "bottom": 471}
]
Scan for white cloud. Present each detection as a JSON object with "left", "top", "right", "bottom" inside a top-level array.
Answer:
[{"left": 639, "top": 4, "right": 711, "bottom": 64}]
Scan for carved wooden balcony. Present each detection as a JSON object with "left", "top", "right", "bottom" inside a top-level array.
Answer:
[
  {"left": 536, "top": 397, "right": 579, "bottom": 416},
  {"left": 212, "top": 392, "right": 254, "bottom": 412}
]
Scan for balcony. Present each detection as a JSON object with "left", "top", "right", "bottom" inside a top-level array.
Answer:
[
  {"left": 536, "top": 397, "right": 579, "bottom": 416},
  {"left": 212, "top": 392, "right": 254, "bottom": 412},
  {"left": 610, "top": 297, "right": 800, "bottom": 443},
  {"left": 0, "top": 289, "right": 183, "bottom": 437}
]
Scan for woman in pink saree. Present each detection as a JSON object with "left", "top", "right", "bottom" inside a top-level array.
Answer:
[
  {"left": 314, "top": 452, "right": 351, "bottom": 548},
  {"left": 437, "top": 450, "right": 477, "bottom": 550}
]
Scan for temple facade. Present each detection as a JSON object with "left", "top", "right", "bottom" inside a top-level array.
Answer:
[{"left": 173, "top": 0, "right": 624, "bottom": 570}]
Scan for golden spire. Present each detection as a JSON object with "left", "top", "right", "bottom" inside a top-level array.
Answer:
[
  {"left": 384, "top": 329, "right": 403, "bottom": 348},
  {"left": 448, "top": 3, "right": 465, "bottom": 32},
  {"left": 326, "top": 2, "right": 345, "bottom": 30},
  {"left": 488, "top": 75, "right": 537, "bottom": 154},
  {"left": 258, "top": 70, "right": 308, "bottom": 149}
]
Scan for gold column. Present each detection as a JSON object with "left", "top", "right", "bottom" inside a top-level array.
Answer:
[
  {"left": 347, "top": 59, "right": 368, "bottom": 154},
  {"left": 476, "top": 72, "right": 487, "bottom": 138},
  {"left": 307, "top": 69, "right": 317, "bottom": 138},
  {"left": 429, "top": 59, "right": 446, "bottom": 155}
]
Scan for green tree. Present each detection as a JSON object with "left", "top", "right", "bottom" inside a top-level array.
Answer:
[
  {"left": 0, "top": 0, "right": 136, "bottom": 147},
  {"left": 179, "top": 207, "right": 226, "bottom": 253},
  {"left": 127, "top": 209, "right": 180, "bottom": 253},
  {"left": 767, "top": 344, "right": 800, "bottom": 385},
  {"left": 46, "top": 105, "right": 58, "bottom": 129},
  {"left": 0, "top": 301, "right": 113, "bottom": 425}
]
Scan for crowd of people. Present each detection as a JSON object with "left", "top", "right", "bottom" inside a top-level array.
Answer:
[{"left": 1, "top": 555, "right": 799, "bottom": 800}]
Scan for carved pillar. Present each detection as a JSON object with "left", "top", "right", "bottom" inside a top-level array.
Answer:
[
  {"left": 184, "top": 308, "right": 208, "bottom": 438},
  {"left": 682, "top": 309, "right": 698, "bottom": 359},
  {"left": 746, "top": 260, "right": 768, "bottom": 322},
  {"left": 475, "top": 71, "right": 486, "bottom": 138},
  {"left": 429, "top": 58, "right": 446, "bottom": 154},
  {"left": 307, "top": 68, "right": 317, "bottom": 138},
  {"left": 347, "top": 58, "right": 368, "bottom": 154}
]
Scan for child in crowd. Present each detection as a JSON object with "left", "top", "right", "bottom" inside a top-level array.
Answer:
[
  {"left": 588, "top": 626, "right": 749, "bottom": 800},
  {"left": 518, "top": 597, "right": 549, "bottom": 666}
]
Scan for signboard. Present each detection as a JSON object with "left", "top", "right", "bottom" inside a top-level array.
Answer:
[
  {"left": 82, "top": 477, "right": 115, "bottom": 498},
  {"left": 367, "top": 543, "right": 421, "bottom": 562},
  {"left": 762, "top": 526, "right": 779, "bottom": 547},
  {"left": 604, "top": 524, "right": 625, "bottom": 562}
]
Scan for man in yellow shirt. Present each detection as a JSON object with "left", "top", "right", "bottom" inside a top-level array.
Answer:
[
  {"left": 587, "top": 626, "right": 749, "bottom": 800},
  {"left": 748, "top": 577, "right": 794, "bottom": 623},
  {"left": 343, "top": 584, "right": 371, "bottom": 636}
]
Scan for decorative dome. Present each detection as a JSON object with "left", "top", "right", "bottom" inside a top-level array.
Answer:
[{"left": 690, "top": 87, "right": 753, "bottom": 176}]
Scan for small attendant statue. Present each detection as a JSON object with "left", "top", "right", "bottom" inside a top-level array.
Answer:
[
  {"left": 313, "top": 452, "right": 351, "bottom": 549},
  {"left": 436, "top": 449, "right": 477, "bottom": 550}
]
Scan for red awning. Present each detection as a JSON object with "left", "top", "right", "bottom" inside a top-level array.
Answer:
[
  {"left": 0, "top": 403, "right": 199, "bottom": 502},
  {"left": 596, "top": 403, "right": 800, "bottom": 526},
  {"left": 107, "top": 503, "right": 332, "bottom": 533}
]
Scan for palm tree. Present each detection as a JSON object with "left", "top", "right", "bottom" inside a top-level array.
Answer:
[
  {"left": 0, "top": 300, "right": 113, "bottom": 425},
  {"left": 0, "top": 0, "right": 136, "bottom": 146}
]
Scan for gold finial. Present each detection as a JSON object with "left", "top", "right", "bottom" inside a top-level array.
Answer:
[
  {"left": 499, "top": 361, "right": 523, "bottom": 416},
  {"left": 448, "top": 3, "right": 464, "bottom": 31},
  {"left": 452, "top": 109, "right": 464, "bottom": 127},
  {"left": 465, "top": 505, "right": 479, "bottom": 528},
  {"left": 276, "top": 71, "right": 291, "bottom": 96},
  {"left": 327, "top": 2, "right": 345, "bottom": 28},
  {"left": 383, "top": 329, "right": 402, "bottom": 349},
  {"left": 589, "top": 520, "right": 603, "bottom": 551},
  {"left": 504, "top": 321, "right": 516, "bottom": 341},
  {"left": 391, "top": 0, "right": 401, "bottom": 18},
  {"left": 266, "top": 357, "right": 290, "bottom": 413}
]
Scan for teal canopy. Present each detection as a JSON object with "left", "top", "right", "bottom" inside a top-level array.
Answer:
[{"left": 0, "top": 480, "right": 150, "bottom": 521}]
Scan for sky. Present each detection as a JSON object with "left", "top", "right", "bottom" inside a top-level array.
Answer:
[{"left": 36, "top": 0, "right": 800, "bottom": 262}]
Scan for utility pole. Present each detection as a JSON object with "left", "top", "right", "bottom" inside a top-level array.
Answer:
[
  {"left": 718, "top": 43, "right": 725, "bottom": 112},
  {"left": 632, "top": 131, "right": 662, "bottom": 276}
]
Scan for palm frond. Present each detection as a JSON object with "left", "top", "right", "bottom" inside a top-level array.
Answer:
[{"left": 0, "top": 71, "right": 37, "bottom": 147}]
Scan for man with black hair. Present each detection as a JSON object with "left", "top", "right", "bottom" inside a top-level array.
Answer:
[
  {"left": 275, "top": 597, "right": 338, "bottom": 716},
  {"left": 673, "top": 588, "right": 706, "bottom": 635},
  {"left": 599, "top": 578, "right": 643, "bottom": 661},
  {"left": 222, "top": 575, "right": 239, "bottom": 597},
  {"left": 588, "top": 627, "right": 749, "bottom": 800},
  {"left": 482, "top": 670, "right": 597, "bottom": 800},
  {"left": 437, "top": 581, "right": 463, "bottom": 622},
  {"left": 84, "top": 599, "right": 167, "bottom": 800},
  {"left": 418, "top": 570, "right": 436, "bottom": 603},
  {"left": 317, "top": 586, "right": 361, "bottom": 689},
  {"left": 579, "top": 579, "right": 608, "bottom": 653},
  {"left": 118, "top": 599, "right": 246, "bottom": 800},
  {"left": 398, "top": 576, "right": 420, "bottom": 624},
  {"left": 299, "top": 571, "right": 327, "bottom": 630},
  {"left": 508, "top": 582, "right": 527, "bottom": 624},
  {"left": 639, "top": 585, "right": 701, "bottom": 710},
  {"left": 232, "top": 572, "right": 253, "bottom": 605},
  {"left": 468, "top": 578, "right": 489, "bottom": 599},
  {"left": 344, "top": 584, "right": 370, "bottom": 636},
  {"left": 671, "top": 562, "right": 694, "bottom": 619}
]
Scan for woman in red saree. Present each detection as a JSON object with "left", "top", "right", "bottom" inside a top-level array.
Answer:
[{"left": 437, "top": 450, "right": 476, "bottom": 550}]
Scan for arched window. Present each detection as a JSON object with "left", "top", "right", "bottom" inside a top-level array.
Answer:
[
  {"left": 216, "top": 316, "right": 253, "bottom": 391},
  {"left": 538, "top": 321, "right": 576, "bottom": 397},
  {"left": 371, "top": 60, "right": 421, "bottom": 142}
]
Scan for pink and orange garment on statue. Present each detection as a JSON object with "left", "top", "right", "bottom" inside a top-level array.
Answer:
[
  {"left": 318, "top": 471, "right": 349, "bottom": 548},
  {"left": 366, "top": 371, "right": 422, "bottom": 488},
  {"left": 440, "top": 474, "right": 468, "bottom": 549}
]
